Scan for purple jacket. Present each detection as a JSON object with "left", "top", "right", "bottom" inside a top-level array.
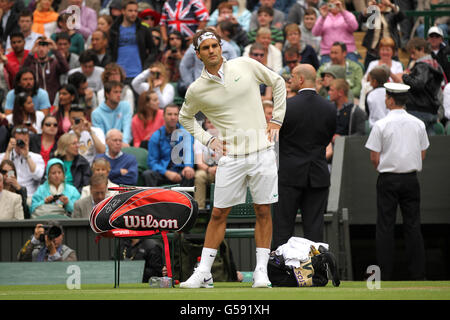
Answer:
[{"left": 312, "top": 10, "right": 358, "bottom": 55}]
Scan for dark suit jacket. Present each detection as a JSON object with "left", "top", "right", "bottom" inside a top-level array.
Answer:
[{"left": 278, "top": 89, "right": 336, "bottom": 188}]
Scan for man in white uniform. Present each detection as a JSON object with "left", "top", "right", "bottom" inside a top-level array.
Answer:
[
  {"left": 365, "top": 83, "right": 429, "bottom": 281},
  {"left": 179, "top": 27, "right": 286, "bottom": 288}
]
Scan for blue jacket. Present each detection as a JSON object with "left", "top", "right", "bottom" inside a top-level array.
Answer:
[
  {"left": 147, "top": 124, "right": 194, "bottom": 175},
  {"left": 31, "top": 158, "right": 81, "bottom": 214},
  {"left": 91, "top": 101, "right": 133, "bottom": 144}
]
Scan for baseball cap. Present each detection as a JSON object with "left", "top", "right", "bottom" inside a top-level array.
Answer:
[{"left": 427, "top": 26, "right": 444, "bottom": 38}]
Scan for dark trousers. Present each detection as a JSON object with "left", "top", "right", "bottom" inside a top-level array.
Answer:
[
  {"left": 142, "top": 169, "right": 194, "bottom": 188},
  {"left": 272, "top": 184, "right": 329, "bottom": 250},
  {"left": 376, "top": 172, "right": 426, "bottom": 280}
]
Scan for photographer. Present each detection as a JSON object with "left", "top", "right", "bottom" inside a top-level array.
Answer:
[
  {"left": 161, "top": 31, "right": 187, "bottom": 83},
  {"left": 68, "top": 105, "right": 106, "bottom": 166},
  {"left": 0, "top": 125, "right": 45, "bottom": 198},
  {"left": 23, "top": 36, "right": 70, "bottom": 104},
  {"left": 17, "top": 222, "right": 77, "bottom": 262},
  {"left": 30, "top": 158, "right": 80, "bottom": 218},
  {"left": 131, "top": 62, "right": 174, "bottom": 108}
]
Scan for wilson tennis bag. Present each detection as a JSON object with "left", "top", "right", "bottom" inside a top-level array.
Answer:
[{"left": 90, "top": 187, "right": 198, "bottom": 237}]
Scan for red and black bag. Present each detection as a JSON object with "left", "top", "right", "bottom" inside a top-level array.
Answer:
[
  {"left": 90, "top": 187, "right": 198, "bottom": 280},
  {"left": 90, "top": 187, "right": 198, "bottom": 236}
]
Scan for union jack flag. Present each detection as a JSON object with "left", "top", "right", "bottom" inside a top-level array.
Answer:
[{"left": 160, "top": 0, "right": 209, "bottom": 38}]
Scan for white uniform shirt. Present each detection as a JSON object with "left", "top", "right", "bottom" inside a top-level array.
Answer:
[
  {"left": 365, "top": 109, "right": 430, "bottom": 173},
  {"left": 367, "top": 87, "right": 388, "bottom": 128}
]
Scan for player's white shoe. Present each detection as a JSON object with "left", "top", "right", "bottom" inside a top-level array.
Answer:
[
  {"left": 252, "top": 269, "right": 272, "bottom": 288},
  {"left": 179, "top": 270, "right": 214, "bottom": 289}
]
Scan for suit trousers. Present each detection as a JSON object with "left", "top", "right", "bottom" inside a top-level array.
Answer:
[
  {"left": 376, "top": 172, "right": 426, "bottom": 280},
  {"left": 272, "top": 184, "right": 329, "bottom": 250}
]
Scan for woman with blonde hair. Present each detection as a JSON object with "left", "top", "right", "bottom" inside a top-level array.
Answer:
[
  {"left": 97, "top": 63, "right": 135, "bottom": 112},
  {"left": 131, "top": 90, "right": 165, "bottom": 148},
  {"left": 131, "top": 62, "right": 174, "bottom": 108},
  {"left": 360, "top": 37, "right": 404, "bottom": 112},
  {"left": 55, "top": 132, "right": 91, "bottom": 193},
  {"left": 80, "top": 157, "right": 118, "bottom": 199},
  {"left": 32, "top": 0, "right": 59, "bottom": 37}
]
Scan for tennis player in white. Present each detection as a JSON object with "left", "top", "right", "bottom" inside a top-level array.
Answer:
[{"left": 178, "top": 28, "right": 286, "bottom": 288}]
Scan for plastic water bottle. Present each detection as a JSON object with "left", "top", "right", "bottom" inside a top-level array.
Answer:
[
  {"left": 149, "top": 276, "right": 172, "bottom": 288},
  {"left": 149, "top": 276, "right": 161, "bottom": 288}
]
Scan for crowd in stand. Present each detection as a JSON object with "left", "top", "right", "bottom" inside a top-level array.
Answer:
[{"left": 0, "top": 0, "right": 449, "bottom": 223}]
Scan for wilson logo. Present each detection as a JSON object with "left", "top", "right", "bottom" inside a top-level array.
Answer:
[{"left": 123, "top": 215, "right": 179, "bottom": 229}]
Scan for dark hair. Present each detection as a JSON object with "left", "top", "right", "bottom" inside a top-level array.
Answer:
[
  {"left": 78, "top": 49, "right": 99, "bottom": 65},
  {"left": 69, "top": 105, "right": 87, "bottom": 115},
  {"left": 193, "top": 27, "right": 222, "bottom": 51},
  {"left": 54, "top": 32, "right": 71, "bottom": 43},
  {"left": 0, "top": 159, "right": 17, "bottom": 178},
  {"left": 68, "top": 72, "right": 87, "bottom": 89},
  {"left": 40, "top": 114, "right": 58, "bottom": 129},
  {"left": 304, "top": 8, "right": 317, "bottom": 17},
  {"left": 386, "top": 92, "right": 409, "bottom": 106},
  {"left": 58, "top": 84, "right": 79, "bottom": 107},
  {"left": 257, "top": 5, "right": 274, "bottom": 17},
  {"left": 19, "top": 8, "right": 34, "bottom": 20},
  {"left": 124, "top": 0, "right": 138, "bottom": 9},
  {"left": 406, "top": 37, "right": 431, "bottom": 54},
  {"left": 14, "top": 67, "right": 38, "bottom": 96},
  {"left": 12, "top": 91, "right": 35, "bottom": 127},
  {"left": 104, "top": 81, "right": 124, "bottom": 99},
  {"left": 217, "top": 20, "right": 236, "bottom": 39},
  {"left": 332, "top": 41, "right": 347, "bottom": 53},
  {"left": 9, "top": 31, "right": 25, "bottom": 41},
  {"left": 163, "top": 103, "right": 180, "bottom": 115},
  {"left": 166, "top": 30, "right": 187, "bottom": 51},
  {"left": 368, "top": 66, "right": 390, "bottom": 87}
]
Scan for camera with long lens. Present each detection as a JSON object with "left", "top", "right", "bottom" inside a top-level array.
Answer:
[{"left": 39, "top": 225, "right": 62, "bottom": 242}]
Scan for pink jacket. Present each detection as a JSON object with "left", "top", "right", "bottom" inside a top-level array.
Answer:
[{"left": 312, "top": 10, "right": 359, "bottom": 55}]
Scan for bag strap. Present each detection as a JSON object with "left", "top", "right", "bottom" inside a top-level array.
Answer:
[{"left": 160, "top": 231, "right": 173, "bottom": 279}]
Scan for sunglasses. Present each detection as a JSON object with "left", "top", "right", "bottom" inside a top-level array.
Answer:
[
  {"left": 143, "top": 16, "right": 155, "bottom": 21},
  {"left": 44, "top": 122, "right": 58, "bottom": 127},
  {"left": 251, "top": 53, "right": 264, "bottom": 57},
  {"left": 14, "top": 127, "right": 29, "bottom": 134},
  {"left": 286, "top": 60, "right": 298, "bottom": 64},
  {"left": 169, "top": 37, "right": 181, "bottom": 41}
]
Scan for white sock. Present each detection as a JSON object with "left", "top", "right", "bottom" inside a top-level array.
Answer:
[
  {"left": 197, "top": 247, "right": 217, "bottom": 273},
  {"left": 255, "top": 247, "right": 271, "bottom": 273}
]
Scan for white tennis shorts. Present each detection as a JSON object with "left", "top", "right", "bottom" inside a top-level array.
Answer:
[{"left": 213, "top": 148, "right": 278, "bottom": 208}]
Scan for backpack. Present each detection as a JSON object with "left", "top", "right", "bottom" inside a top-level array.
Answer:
[{"left": 268, "top": 245, "right": 340, "bottom": 287}]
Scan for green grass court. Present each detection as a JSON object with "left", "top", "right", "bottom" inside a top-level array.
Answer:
[{"left": 1, "top": 281, "right": 449, "bottom": 300}]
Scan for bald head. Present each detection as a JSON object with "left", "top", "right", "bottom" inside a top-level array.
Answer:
[{"left": 291, "top": 64, "right": 317, "bottom": 91}]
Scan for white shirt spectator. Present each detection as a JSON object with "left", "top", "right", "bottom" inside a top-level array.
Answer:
[
  {"left": 6, "top": 111, "right": 45, "bottom": 134},
  {"left": 366, "top": 87, "right": 388, "bottom": 128},
  {"left": 69, "top": 127, "right": 105, "bottom": 165},
  {"left": 68, "top": 66, "right": 105, "bottom": 92},
  {"left": 443, "top": 82, "right": 450, "bottom": 120},
  {"left": 0, "top": 150, "right": 45, "bottom": 197}
]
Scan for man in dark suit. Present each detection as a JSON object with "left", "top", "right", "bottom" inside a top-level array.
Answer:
[{"left": 272, "top": 64, "right": 336, "bottom": 249}]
